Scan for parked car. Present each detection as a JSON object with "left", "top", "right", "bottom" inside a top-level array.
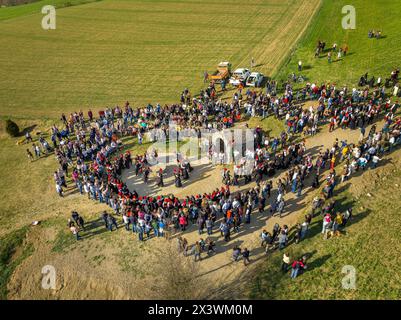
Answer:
[
  {"left": 229, "top": 68, "right": 251, "bottom": 86},
  {"left": 246, "top": 72, "right": 264, "bottom": 87}
]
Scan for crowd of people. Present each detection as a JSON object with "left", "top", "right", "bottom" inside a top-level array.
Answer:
[
  {"left": 314, "top": 40, "right": 349, "bottom": 63},
  {"left": 23, "top": 61, "right": 399, "bottom": 277}
]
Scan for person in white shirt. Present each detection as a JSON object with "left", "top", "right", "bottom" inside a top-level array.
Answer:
[
  {"left": 282, "top": 253, "right": 290, "bottom": 272},
  {"left": 371, "top": 155, "right": 381, "bottom": 169}
]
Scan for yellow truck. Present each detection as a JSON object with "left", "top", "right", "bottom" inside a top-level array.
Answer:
[{"left": 208, "top": 61, "right": 231, "bottom": 83}]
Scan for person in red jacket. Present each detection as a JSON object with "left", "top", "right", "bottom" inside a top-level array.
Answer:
[{"left": 290, "top": 257, "right": 306, "bottom": 279}]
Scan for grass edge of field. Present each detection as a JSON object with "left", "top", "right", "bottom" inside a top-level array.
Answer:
[
  {"left": 0, "top": 0, "right": 103, "bottom": 21},
  {"left": 0, "top": 226, "right": 33, "bottom": 300},
  {"left": 270, "top": 0, "right": 324, "bottom": 84}
]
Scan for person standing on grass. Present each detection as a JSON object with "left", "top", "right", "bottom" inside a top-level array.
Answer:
[
  {"left": 145, "top": 223, "right": 152, "bottom": 239},
  {"left": 343, "top": 44, "right": 348, "bottom": 56},
  {"left": 337, "top": 48, "right": 342, "bottom": 60},
  {"left": 341, "top": 208, "right": 352, "bottom": 227},
  {"left": 107, "top": 214, "right": 118, "bottom": 232},
  {"left": 123, "top": 213, "right": 130, "bottom": 231},
  {"left": 151, "top": 219, "right": 159, "bottom": 237},
  {"left": 26, "top": 149, "right": 34, "bottom": 161},
  {"left": 278, "top": 230, "right": 288, "bottom": 250},
  {"left": 33, "top": 143, "right": 40, "bottom": 158},
  {"left": 221, "top": 78, "right": 226, "bottom": 91},
  {"left": 294, "top": 223, "right": 302, "bottom": 244},
  {"left": 137, "top": 223, "right": 144, "bottom": 241},
  {"left": 70, "top": 224, "right": 80, "bottom": 241},
  {"left": 371, "top": 154, "right": 381, "bottom": 169},
  {"left": 204, "top": 71, "right": 208, "bottom": 83},
  {"left": 242, "top": 248, "right": 250, "bottom": 265},
  {"left": 25, "top": 131, "right": 33, "bottom": 143},
  {"left": 182, "top": 237, "right": 189, "bottom": 256},
  {"left": 158, "top": 219, "right": 165, "bottom": 237},
  {"left": 290, "top": 257, "right": 306, "bottom": 279},
  {"left": 88, "top": 109, "right": 93, "bottom": 122},
  {"left": 56, "top": 183, "right": 63, "bottom": 197},
  {"left": 77, "top": 215, "right": 85, "bottom": 231},
  {"left": 332, "top": 212, "right": 343, "bottom": 236},
  {"left": 300, "top": 220, "right": 309, "bottom": 240},
  {"left": 322, "top": 213, "right": 331, "bottom": 235},
  {"left": 282, "top": 253, "right": 290, "bottom": 272},
  {"left": 102, "top": 211, "right": 109, "bottom": 229}
]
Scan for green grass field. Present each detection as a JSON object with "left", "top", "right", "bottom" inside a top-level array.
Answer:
[
  {"left": 0, "top": 0, "right": 100, "bottom": 21},
  {"left": 250, "top": 152, "right": 401, "bottom": 299},
  {"left": 0, "top": 0, "right": 319, "bottom": 118},
  {"left": 248, "top": 0, "right": 401, "bottom": 299},
  {"left": 276, "top": 0, "right": 401, "bottom": 87}
]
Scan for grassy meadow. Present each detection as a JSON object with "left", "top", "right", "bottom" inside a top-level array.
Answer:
[
  {"left": 0, "top": 0, "right": 319, "bottom": 118},
  {"left": 250, "top": 149, "right": 401, "bottom": 299},
  {"left": 249, "top": 0, "right": 401, "bottom": 299}
]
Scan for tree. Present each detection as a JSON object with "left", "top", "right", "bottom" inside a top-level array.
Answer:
[{"left": 5, "top": 119, "right": 19, "bottom": 137}]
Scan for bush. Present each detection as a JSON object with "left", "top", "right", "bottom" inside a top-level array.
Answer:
[{"left": 5, "top": 119, "right": 20, "bottom": 137}]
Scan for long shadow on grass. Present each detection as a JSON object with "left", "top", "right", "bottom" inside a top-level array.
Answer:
[
  {"left": 307, "top": 253, "right": 332, "bottom": 271},
  {"left": 79, "top": 217, "right": 114, "bottom": 239}
]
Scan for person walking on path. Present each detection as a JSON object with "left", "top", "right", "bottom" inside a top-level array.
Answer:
[
  {"left": 203, "top": 71, "right": 208, "bottom": 83},
  {"left": 194, "top": 241, "right": 202, "bottom": 262},
  {"left": 232, "top": 246, "right": 241, "bottom": 262}
]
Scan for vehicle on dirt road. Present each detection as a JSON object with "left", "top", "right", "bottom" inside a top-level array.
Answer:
[
  {"left": 208, "top": 61, "right": 232, "bottom": 83},
  {"left": 229, "top": 68, "right": 251, "bottom": 86},
  {"left": 246, "top": 72, "right": 265, "bottom": 87}
]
